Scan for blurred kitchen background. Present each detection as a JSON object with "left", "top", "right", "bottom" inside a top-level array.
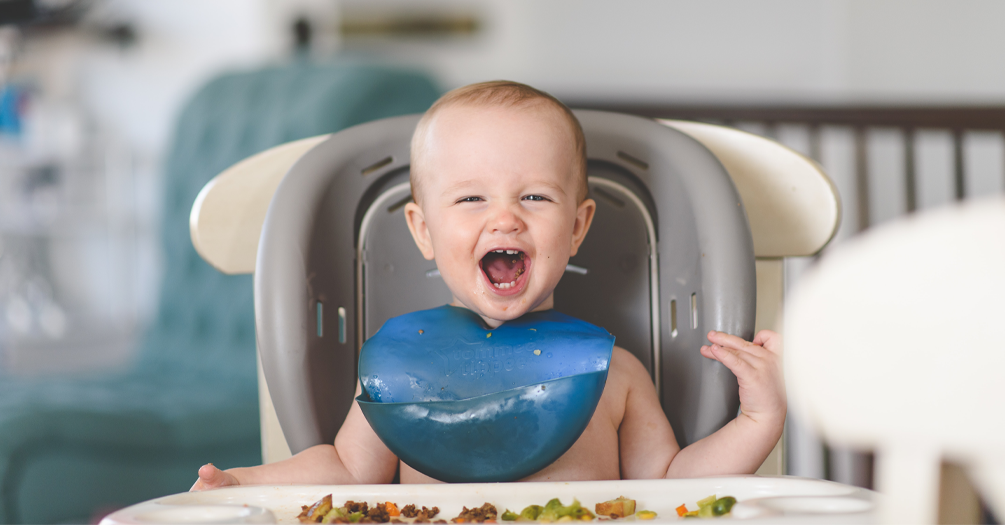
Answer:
[{"left": 1, "top": 0, "right": 1003, "bottom": 522}]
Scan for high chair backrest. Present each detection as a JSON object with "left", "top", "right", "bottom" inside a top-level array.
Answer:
[{"left": 191, "top": 114, "right": 840, "bottom": 469}]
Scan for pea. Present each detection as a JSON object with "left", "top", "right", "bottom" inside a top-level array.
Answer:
[{"left": 710, "top": 497, "right": 736, "bottom": 516}]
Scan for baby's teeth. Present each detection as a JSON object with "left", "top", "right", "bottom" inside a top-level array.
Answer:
[
  {"left": 492, "top": 280, "right": 519, "bottom": 290},
  {"left": 506, "top": 249, "right": 517, "bottom": 254},
  {"left": 494, "top": 249, "right": 505, "bottom": 253}
]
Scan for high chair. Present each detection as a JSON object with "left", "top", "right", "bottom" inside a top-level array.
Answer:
[
  {"left": 99, "top": 111, "right": 880, "bottom": 525},
  {"left": 188, "top": 112, "right": 839, "bottom": 473},
  {"left": 785, "top": 197, "right": 1005, "bottom": 524}
]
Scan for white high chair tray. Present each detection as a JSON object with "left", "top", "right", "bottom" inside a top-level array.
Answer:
[{"left": 101, "top": 476, "right": 875, "bottom": 524}]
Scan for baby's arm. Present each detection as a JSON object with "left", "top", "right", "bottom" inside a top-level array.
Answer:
[
  {"left": 666, "top": 330, "right": 785, "bottom": 476},
  {"left": 191, "top": 384, "right": 398, "bottom": 490},
  {"left": 618, "top": 330, "right": 785, "bottom": 478}
]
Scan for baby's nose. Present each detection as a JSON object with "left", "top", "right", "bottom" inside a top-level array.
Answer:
[{"left": 489, "top": 206, "right": 524, "bottom": 233}]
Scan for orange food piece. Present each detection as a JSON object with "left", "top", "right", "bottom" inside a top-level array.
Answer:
[
  {"left": 386, "top": 503, "right": 400, "bottom": 517},
  {"left": 676, "top": 504, "right": 688, "bottom": 517}
]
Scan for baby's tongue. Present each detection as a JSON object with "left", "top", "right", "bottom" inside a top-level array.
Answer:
[{"left": 481, "top": 252, "right": 525, "bottom": 284}]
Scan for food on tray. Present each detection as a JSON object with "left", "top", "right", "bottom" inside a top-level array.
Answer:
[
  {"left": 298, "top": 497, "right": 440, "bottom": 524},
  {"left": 401, "top": 505, "right": 443, "bottom": 522},
  {"left": 539, "top": 498, "right": 595, "bottom": 522},
  {"left": 503, "top": 498, "right": 595, "bottom": 522},
  {"left": 300, "top": 495, "right": 335, "bottom": 523},
  {"left": 594, "top": 497, "right": 635, "bottom": 519},
  {"left": 302, "top": 495, "right": 661, "bottom": 524},
  {"left": 675, "top": 495, "right": 736, "bottom": 518},
  {"left": 501, "top": 505, "right": 539, "bottom": 522},
  {"left": 451, "top": 503, "right": 498, "bottom": 523}
]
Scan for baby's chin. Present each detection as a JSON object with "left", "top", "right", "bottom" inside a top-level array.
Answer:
[{"left": 451, "top": 290, "right": 555, "bottom": 327}]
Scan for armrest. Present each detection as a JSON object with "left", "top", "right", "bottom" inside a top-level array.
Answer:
[
  {"left": 662, "top": 120, "right": 841, "bottom": 258},
  {"left": 189, "top": 135, "right": 330, "bottom": 275}
]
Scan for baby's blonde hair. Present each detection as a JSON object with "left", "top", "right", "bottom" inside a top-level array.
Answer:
[{"left": 410, "top": 80, "right": 588, "bottom": 204}]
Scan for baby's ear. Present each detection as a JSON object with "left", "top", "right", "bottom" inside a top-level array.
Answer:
[
  {"left": 569, "top": 198, "right": 597, "bottom": 256},
  {"left": 403, "top": 202, "right": 436, "bottom": 260}
]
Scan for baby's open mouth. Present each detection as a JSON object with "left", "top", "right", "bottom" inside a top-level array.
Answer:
[{"left": 480, "top": 249, "right": 527, "bottom": 290}]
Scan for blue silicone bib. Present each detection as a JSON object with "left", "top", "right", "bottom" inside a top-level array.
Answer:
[
  {"left": 358, "top": 305, "right": 614, "bottom": 403},
  {"left": 355, "top": 305, "right": 615, "bottom": 481}
]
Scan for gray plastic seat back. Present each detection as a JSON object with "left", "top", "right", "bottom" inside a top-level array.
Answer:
[{"left": 256, "top": 110, "right": 755, "bottom": 455}]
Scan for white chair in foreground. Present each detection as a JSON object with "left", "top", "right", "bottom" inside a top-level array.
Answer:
[{"left": 785, "top": 197, "right": 1005, "bottom": 523}]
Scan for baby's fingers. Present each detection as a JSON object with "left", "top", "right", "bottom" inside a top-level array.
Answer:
[
  {"left": 752, "top": 329, "right": 782, "bottom": 355},
  {"left": 707, "top": 330, "right": 766, "bottom": 357},
  {"left": 701, "top": 343, "right": 754, "bottom": 377},
  {"left": 190, "top": 463, "right": 238, "bottom": 491}
]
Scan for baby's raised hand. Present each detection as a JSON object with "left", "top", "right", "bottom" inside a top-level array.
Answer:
[
  {"left": 190, "top": 463, "right": 240, "bottom": 491},
  {"left": 700, "top": 330, "right": 786, "bottom": 425}
]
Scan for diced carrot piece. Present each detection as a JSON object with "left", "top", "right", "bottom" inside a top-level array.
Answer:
[
  {"left": 676, "top": 505, "right": 688, "bottom": 517},
  {"left": 386, "top": 503, "right": 400, "bottom": 517}
]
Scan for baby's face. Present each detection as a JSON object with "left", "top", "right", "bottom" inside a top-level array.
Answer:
[{"left": 404, "top": 104, "right": 595, "bottom": 326}]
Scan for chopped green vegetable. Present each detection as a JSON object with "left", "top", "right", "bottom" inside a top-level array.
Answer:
[
  {"left": 696, "top": 495, "right": 717, "bottom": 510},
  {"left": 519, "top": 505, "right": 543, "bottom": 521},
  {"left": 679, "top": 495, "right": 737, "bottom": 519},
  {"left": 348, "top": 511, "right": 364, "bottom": 523},
  {"left": 323, "top": 507, "right": 347, "bottom": 522},
  {"left": 710, "top": 497, "right": 736, "bottom": 517},
  {"left": 538, "top": 499, "right": 590, "bottom": 522},
  {"left": 502, "top": 510, "right": 519, "bottom": 521}
]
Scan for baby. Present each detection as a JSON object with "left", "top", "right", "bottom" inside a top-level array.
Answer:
[{"left": 192, "top": 81, "right": 785, "bottom": 488}]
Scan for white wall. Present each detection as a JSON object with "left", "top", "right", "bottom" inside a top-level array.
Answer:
[
  {"left": 342, "top": 0, "right": 1005, "bottom": 104},
  {"left": 31, "top": 0, "right": 1005, "bottom": 166}
]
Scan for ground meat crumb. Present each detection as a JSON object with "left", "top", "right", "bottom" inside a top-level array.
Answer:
[
  {"left": 363, "top": 503, "right": 391, "bottom": 523},
  {"left": 451, "top": 503, "right": 497, "bottom": 523},
  {"left": 345, "top": 501, "right": 370, "bottom": 515},
  {"left": 402, "top": 505, "right": 440, "bottom": 521}
]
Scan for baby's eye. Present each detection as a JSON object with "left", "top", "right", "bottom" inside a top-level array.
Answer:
[
  {"left": 458, "top": 196, "right": 483, "bottom": 203},
  {"left": 523, "top": 195, "right": 548, "bottom": 202}
]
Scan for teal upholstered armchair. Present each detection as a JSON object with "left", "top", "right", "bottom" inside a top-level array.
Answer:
[{"left": 0, "top": 63, "right": 440, "bottom": 524}]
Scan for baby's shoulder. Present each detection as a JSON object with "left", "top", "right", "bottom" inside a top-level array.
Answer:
[
  {"left": 606, "top": 345, "right": 653, "bottom": 389},
  {"left": 598, "top": 346, "right": 655, "bottom": 425}
]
